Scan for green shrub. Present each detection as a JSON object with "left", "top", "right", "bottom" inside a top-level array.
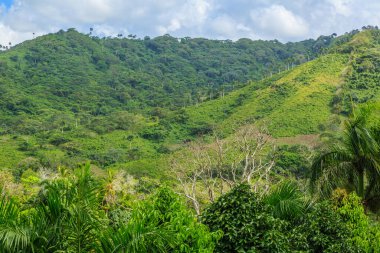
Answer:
[
  {"left": 201, "top": 184, "right": 291, "bottom": 252},
  {"left": 335, "top": 192, "right": 380, "bottom": 252},
  {"left": 297, "top": 201, "right": 360, "bottom": 252}
]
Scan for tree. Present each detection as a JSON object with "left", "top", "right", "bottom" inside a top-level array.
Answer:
[
  {"left": 173, "top": 126, "right": 275, "bottom": 215},
  {"left": 297, "top": 201, "right": 360, "bottom": 252},
  {"left": 310, "top": 107, "right": 380, "bottom": 201},
  {"left": 201, "top": 184, "right": 291, "bottom": 252}
]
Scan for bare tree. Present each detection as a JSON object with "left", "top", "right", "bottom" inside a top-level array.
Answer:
[
  {"left": 231, "top": 126, "right": 275, "bottom": 192},
  {"left": 173, "top": 125, "right": 276, "bottom": 214},
  {"left": 178, "top": 170, "right": 202, "bottom": 216}
]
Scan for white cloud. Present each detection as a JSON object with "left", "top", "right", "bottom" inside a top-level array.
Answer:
[
  {"left": 250, "top": 4, "right": 309, "bottom": 40},
  {"left": 92, "top": 24, "right": 128, "bottom": 38},
  {"left": 0, "top": 23, "right": 35, "bottom": 46},
  {"left": 210, "top": 15, "right": 255, "bottom": 39},
  {"left": 156, "top": 0, "right": 212, "bottom": 35},
  {"left": 326, "top": 0, "right": 353, "bottom": 16},
  {"left": 0, "top": 0, "right": 379, "bottom": 45}
]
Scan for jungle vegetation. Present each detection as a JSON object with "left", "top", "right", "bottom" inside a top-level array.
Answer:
[{"left": 1, "top": 27, "right": 380, "bottom": 251}]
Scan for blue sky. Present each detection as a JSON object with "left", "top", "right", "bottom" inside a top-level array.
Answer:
[
  {"left": 0, "top": 0, "right": 13, "bottom": 8},
  {"left": 0, "top": 0, "right": 379, "bottom": 46}
]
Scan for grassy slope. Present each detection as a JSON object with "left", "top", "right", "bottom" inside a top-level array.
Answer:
[{"left": 185, "top": 53, "right": 348, "bottom": 137}]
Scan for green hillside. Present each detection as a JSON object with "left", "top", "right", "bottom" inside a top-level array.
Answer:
[
  {"left": 0, "top": 28, "right": 333, "bottom": 118},
  {"left": 0, "top": 29, "right": 337, "bottom": 172},
  {"left": 183, "top": 29, "right": 380, "bottom": 138},
  {"left": 0, "top": 28, "right": 379, "bottom": 179},
  {"left": 184, "top": 53, "right": 348, "bottom": 137}
]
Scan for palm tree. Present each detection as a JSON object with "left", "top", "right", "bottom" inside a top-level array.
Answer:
[
  {"left": 311, "top": 107, "right": 380, "bottom": 201},
  {"left": 263, "top": 181, "right": 312, "bottom": 221},
  {"left": 0, "top": 163, "right": 107, "bottom": 252},
  {"left": 0, "top": 194, "right": 29, "bottom": 252}
]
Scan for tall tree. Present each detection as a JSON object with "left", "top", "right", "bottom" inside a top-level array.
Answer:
[{"left": 311, "top": 107, "right": 380, "bottom": 201}]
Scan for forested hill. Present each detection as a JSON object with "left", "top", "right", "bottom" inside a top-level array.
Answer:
[
  {"left": 182, "top": 28, "right": 380, "bottom": 138},
  {"left": 0, "top": 28, "right": 335, "bottom": 115},
  {"left": 0, "top": 27, "right": 376, "bottom": 175}
]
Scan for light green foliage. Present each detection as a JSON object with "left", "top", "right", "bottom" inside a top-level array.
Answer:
[
  {"left": 184, "top": 53, "right": 348, "bottom": 137},
  {"left": 335, "top": 192, "right": 380, "bottom": 252}
]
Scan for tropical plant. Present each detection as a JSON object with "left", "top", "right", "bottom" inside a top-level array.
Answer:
[
  {"left": 0, "top": 193, "right": 31, "bottom": 252},
  {"left": 263, "top": 180, "right": 312, "bottom": 221},
  {"left": 310, "top": 107, "right": 380, "bottom": 201},
  {"left": 98, "top": 187, "right": 220, "bottom": 253},
  {"left": 0, "top": 163, "right": 107, "bottom": 252}
]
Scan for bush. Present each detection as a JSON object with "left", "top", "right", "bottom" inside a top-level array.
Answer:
[
  {"left": 297, "top": 201, "right": 360, "bottom": 252},
  {"left": 201, "top": 184, "right": 291, "bottom": 252},
  {"left": 335, "top": 192, "right": 380, "bottom": 252}
]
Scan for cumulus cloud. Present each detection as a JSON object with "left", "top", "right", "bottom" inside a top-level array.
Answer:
[
  {"left": 210, "top": 15, "right": 254, "bottom": 39},
  {"left": 0, "top": 0, "right": 379, "bottom": 46},
  {"left": 156, "top": 0, "right": 212, "bottom": 34},
  {"left": 250, "top": 5, "right": 309, "bottom": 40},
  {"left": 0, "top": 23, "right": 33, "bottom": 46},
  {"left": 327, "top": 0, "right": 353, "bottom": 16}
]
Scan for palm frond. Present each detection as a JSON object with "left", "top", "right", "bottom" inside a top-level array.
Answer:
[
  {"left": 97, "top": 216, "right": 175, "bottom": 253},
  {"left": 264, "top": 181, "right": 312, "bottom": 221},
  {"left": 310, "top": 106, "right": 380, "bottom": 200},
  {"left": 310, "top": 149, "right": 353, "bottom": 194},
  {"left": 0, "top": 224, "right": 30, "bottom": 252},
  {"left": 0, "top": 194, "right": 31, "bottom": 252}
]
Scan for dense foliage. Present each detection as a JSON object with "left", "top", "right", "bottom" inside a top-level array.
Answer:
[
  {"left": 201, "top": 184, "right": 292, "bottom": 252},
  {"left": 202, "top": 183, "right": 380, "bottom": 252},
  {"left": 0, "top": 164, "right": 220, "bottom": 252},
  {"left": 1, "top": 28, "right": 380, "bottom": 252},
  {"left": 1, "top": 164, "right": 379, "bottom": 252}
]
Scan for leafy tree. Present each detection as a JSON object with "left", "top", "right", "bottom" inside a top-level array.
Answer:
[
  {"left": 297, "top": 201, "right": 360, "bottom": 252},
  {"left": 330, "top": 189, "right": 380, "bottom": 252},
  {"left": 201, "top": 184, "right": 291, "bottom": 252}
]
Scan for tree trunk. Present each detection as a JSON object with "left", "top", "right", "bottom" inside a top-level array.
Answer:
[{"left": 358, "top": 169, "right": 364, "bottom": 199}]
